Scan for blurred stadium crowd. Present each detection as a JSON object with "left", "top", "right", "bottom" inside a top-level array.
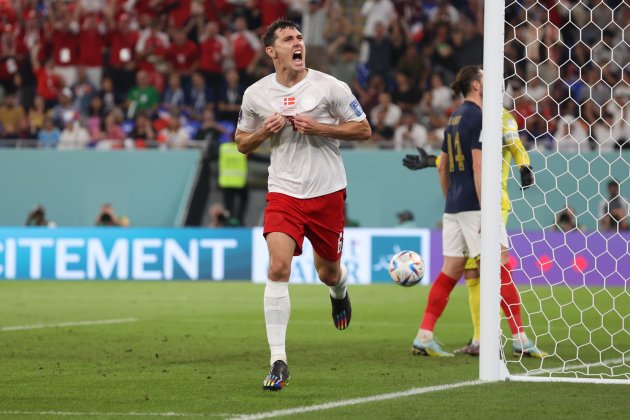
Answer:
[{"left": 0, "top": 0, "right": 627, "bottom": 152}]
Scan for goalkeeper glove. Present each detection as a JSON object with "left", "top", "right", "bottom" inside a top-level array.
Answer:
[
  {"left": 402, "top": 147, "right": 437, "bottom": 170},
  {"left": 520, "top": 165, "right": 535, "bottom": 189}
]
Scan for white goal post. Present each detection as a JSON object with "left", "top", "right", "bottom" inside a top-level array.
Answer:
[{"left": 481, "top": 0, "right": 630, "bottom": 384}]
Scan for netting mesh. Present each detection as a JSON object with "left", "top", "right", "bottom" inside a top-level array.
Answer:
[{"left": 502, "top": 0, "right": 630, "bottom": 381}]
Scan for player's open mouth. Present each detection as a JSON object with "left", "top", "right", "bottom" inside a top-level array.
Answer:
[{"left": 292, "top": 50, "right": 303, "bottom": 64}]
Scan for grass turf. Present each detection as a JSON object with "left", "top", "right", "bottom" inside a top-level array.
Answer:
[{"left": 0, "top": 281, "right": 628, "bottom": 419}]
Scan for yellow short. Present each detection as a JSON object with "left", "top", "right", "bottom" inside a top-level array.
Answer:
[{"left": 464, "top": 212, "right": 509, "bottom": 270}]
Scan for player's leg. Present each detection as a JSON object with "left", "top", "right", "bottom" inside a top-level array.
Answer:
[
  {"left": 261, "top": 193, "right": 307, "bottom": 390},
  {"left": 498, "top": 214, "right": 548, "bottom": 358},
  {"left": 314, "top": 253, "right": 350, "bottom": 330},
  {"left": 304, "top": 189, "right": 349, "bottom": 330},
  {"left": 412, "top": 213, "right": 466, "bottom": 357},
  {"left": 454, "top": 262, "right": 480, "bottom": 356},
  {"left": 262, "top": 232, "right": 295, "bottom": 390}
]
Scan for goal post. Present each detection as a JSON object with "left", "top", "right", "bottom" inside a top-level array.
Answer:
[
  {"left": 480, "top": 0, "right": 507, "bottom": 382},
  {"left": 481, "top": 0, "right": 630, "bottom": 384}
]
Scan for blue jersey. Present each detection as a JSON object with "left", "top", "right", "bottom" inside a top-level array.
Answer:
[{"left": 441, "top": 100, "right": 482, "bottom": 214}]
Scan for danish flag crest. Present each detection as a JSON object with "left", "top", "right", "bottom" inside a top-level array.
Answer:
[{"left": 283, "top": 97, "right": 296, "bottom": 106}]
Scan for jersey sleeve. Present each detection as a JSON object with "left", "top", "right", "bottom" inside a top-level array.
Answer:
[
  {"left": 236, "top": 89, "right": 261, "bottom": 133},
  {"left": 502, "top": 111, "right": 531, "bottom": 166},
  {"left": 329, "top": 80, "right": 366, "bottom": 123}
]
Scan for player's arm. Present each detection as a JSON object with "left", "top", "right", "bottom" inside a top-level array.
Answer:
[
  {"left": 234, "top": 113, "right": 287, "bottom": 154},
  {"left": 503, "top": 111, "right": 534, "bottom": 189},
  {"left": 402, "top": 147, "right": 438, "bottom": 170},
  {"left": 292, "top": 116, "right": 371, "bottom": 141},
  {"left": 437, "top": 151, "right": 449, "bottom": 199},
  {"left": 472, "top": 148, "right": 482, "bottom": 204}
]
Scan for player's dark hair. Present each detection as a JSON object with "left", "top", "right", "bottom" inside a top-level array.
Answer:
[
  {"left": 451, "top": 65, "right": 482, "bottom": 96},
  {"left": 263, "top": 19, "right": 301, "bottom": 47}
]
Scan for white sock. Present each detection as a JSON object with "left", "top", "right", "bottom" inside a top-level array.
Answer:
[
  {"left": 264, "top": 280, "right": 290, "bottom": 365},
  {"left": 329, "top": 263, "right": 348, "bottom": 299},
  {"left": 416, "top": 329, "right": 434, "bottom": 343},
  {"left": 513, "top": 332, "right": 529, "bottom": 344}
]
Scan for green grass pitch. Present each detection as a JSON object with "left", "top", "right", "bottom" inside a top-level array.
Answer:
[{"left": 1, "top": 281, "right": 628, "bottom": 419}]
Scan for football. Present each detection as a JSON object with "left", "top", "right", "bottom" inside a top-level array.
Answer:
[{"left": 389, "top": 250, "right": 425, "bottom": 287}]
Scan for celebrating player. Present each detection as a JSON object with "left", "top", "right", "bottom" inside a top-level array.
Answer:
[
  {"left": 403, "top": 109, "right": 546, "bottom": 358},
  {"left": 235, "top": 19, "right": 371, "bottom": 390}
]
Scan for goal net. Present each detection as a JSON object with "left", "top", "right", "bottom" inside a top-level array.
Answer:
[{"left": 483, "top": 0, "right": 630, "bottom": 384}]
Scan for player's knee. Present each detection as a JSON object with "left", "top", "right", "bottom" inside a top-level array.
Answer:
[
  {"left": 316, "top": 265, "right": 339, "bottom": 286},
  {"left": 268, "top": 260, "right": 291, "bottom": 281}
]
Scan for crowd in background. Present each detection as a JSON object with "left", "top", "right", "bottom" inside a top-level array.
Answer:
[{"left": 0, "top": 0, "right": 628, "bottom": 153}]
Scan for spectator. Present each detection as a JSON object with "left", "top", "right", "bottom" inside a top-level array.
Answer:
[
  {"left": 553, "top": 113, "right": 589, "bottom": 153},
  {"left": 393, "top": 112, "right": 428, "bottom": 151},
  {"left": 421, "top": 72, "right": 452, "bottom": 116},
  {"left": 25, "top": 205, "right": 54, "bottom": 227},
  {"left": 391, "top": 70, "right": 422, "bottom": 113},
  {"left": 208, "top": 203, "right": 235, "bottom": 228},
  {"left": 162, "top": 73, "right": 186, "bottom": 114},
  {"left": 126, "top": 111, "right": 156, "bottom": 147},
  {"left": 0, "top": 94, "right": 26, "bottom": 139},
  {"left": 78, "top": 11, "right": 107, "bottom": 87},
  {"left": 361, "top": 0, "right": 396, "bottom": 38},
  {"left": 95, "top": 203, "right": 120, "bottom": 226},
  {"left": 197, "top": 21, "right": 229, "bottom": 95},
  {"left": 102, "top": 109, "right": 126, "bottom": 144},
  {"left": 50, "top": 88, "right": 78, "bottom": 130},
  {"left": 187, "top": 72, "right": 213, "bottom": 121},
  {"left": 370, "top": 92, "right": 401, "bottom": 143},
  {"left": 327, "top": 44, "right": 359, "bottom": 88},
  {"left": 363, "top": 21, "right": 393, "bottom": 80},
  {"left": 71, "top": 67, "right": 97, "bottom": 117},
  {"left": 49, "top": 5, "right": 80, "bottom": 87},
  {"left": 194, "top": 108, "right": 225, "bottom": 144},
  {"left": 301, "top": 0, "right": 331, "bottom": 71},
  {"left": 0, "top": 23, "right": 20, "bottom": 95},
  {"left": 37, "top": 116, "right": 61, "bottom": 149},
  {"left": 554, "top": 207, "right": 581, "bottom": 232},
  {"left": 217, "top": 69, "right": 244, "bottom": 125},
  {"left": 58, "top": 118, "right": 90, "bottom": 150},
  {"left": 228, "top": 16, "right": 263, "bottom": 86},
  {"left": 397, "top": 45, "right": 426, "bottom": 86},
  {"left": 98, "top": 76, "right": 119, "bottom": 114},
  {"left": 592, "top": 111, "right": 623, "bottom": 153},
  {"left": 158, "top": 115, "right": 191, "bottom": 149},
  {"left": 395, "top": 210, "right": 417, "bottom": 228},
  {"left": 165, "top": 29, "right": 199, "bottom": 91},
  {"left": 31, "top": 43, "right": 65, "bottom": 109},
  {"left": 599, "top": 180, "right": 629, "bottom": 232},
  {"left": 85, "top": 95, "right": 107, "bottom": 141},
  {"left": 106, "top": 13, "right": 139, "bottom": 100},
  {"left": 127, "top": 70, "right": 159, "bottom": 118},
  {"left": 27, "top": 96, "right": 47, "bottom": 138},
  {"left": 353, "top": 73, "right": 387, "bottom": 116},
  {"left": 135, "top": 19, "right": 169, "bottom": 77}
]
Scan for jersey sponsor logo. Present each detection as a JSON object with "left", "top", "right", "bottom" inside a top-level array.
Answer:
[{"left": 350, "top": 99, "right": 363, "bottom": 117}]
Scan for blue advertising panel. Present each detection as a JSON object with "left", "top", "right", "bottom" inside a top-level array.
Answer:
[{"left": 0, "top": 228, "right": 252, "bottom": 281}]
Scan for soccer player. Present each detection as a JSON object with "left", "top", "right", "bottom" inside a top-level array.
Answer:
[
  {"left": 235, "top": 19, "right": 372, "bottom": 390},
  {"left": 403, "top": 69, "right": 547, "bottom": 358},
  {"left": 405, "top": 66, "right": 548, "bottom": 357}
]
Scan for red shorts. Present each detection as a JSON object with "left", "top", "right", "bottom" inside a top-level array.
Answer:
[{"left": 263, "top": 189, "right": 346, "bottom": 261}]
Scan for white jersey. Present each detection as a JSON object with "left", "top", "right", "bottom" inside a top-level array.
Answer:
[{"left": 237, "top": 69, "right": 366, "bottom": 199}]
